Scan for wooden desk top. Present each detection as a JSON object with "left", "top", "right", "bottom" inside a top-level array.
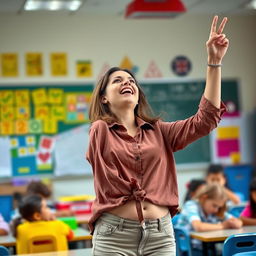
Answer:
[
  {"left": 11, "top": 248, "right": 92, "bottom": 256},
  {"left": 0, "top": 227, "right": 92, "bottom": 247},
  {"left": 190, "top": 225, "right": 256, "bottom": 242},
  {"left": 75, "top": 214, "right": 92, "bottom": 224}
]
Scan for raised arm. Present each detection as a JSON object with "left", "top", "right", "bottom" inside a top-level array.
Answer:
[{"left": 204, "top": 15, "right": 229, "bottom": 108}]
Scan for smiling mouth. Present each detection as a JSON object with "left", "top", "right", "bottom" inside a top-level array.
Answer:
[{"left": 120, "top": 87, "right": 134, "bottom": 95}]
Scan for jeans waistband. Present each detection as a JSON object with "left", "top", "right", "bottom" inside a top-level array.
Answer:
[{"left": 99, "top": 212, "right": 171, "bottom": 230}]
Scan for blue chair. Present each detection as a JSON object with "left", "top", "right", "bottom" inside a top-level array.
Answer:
[
  {"left": 0, "top": 246, "right": 10, "bottom": 256},
  {"left": 0, "top": 195, "right": 13, "bottom": 222},
  {"left": 223, "top": 233, "right": 256, "bottom": 256},
  {"left": 172, "top": 214, "right": 180, "bottom": 226},
  {"left": 228, "top": 205, "right": 245, "bottom": 217},
  {"left": 174, "top": 227, "right": 192, "bottom": 256}
]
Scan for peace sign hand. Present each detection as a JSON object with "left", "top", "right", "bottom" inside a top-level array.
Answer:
[{"left": 206, "top": 15, "right": 229, "bottom": 64}]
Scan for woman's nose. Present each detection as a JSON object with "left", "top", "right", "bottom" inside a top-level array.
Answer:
[{"left": 123, "top": 80, "right": 130, "bottom": 86}]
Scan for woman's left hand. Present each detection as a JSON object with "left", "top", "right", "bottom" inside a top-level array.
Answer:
[{"left": 206, "top": 15, "right": 229, "bottom": 64}]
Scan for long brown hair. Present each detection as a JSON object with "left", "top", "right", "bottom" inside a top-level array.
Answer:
[
  {"left": 194, "top": 183, "right": 228, "bottom": 219},
  {"left": 88, "top": 67, "right": 159, "bottom": 124}
]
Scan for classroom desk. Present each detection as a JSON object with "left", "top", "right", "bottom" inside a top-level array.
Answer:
[
  {"left": 190, "top": 225, "right": 256, "bottom": 256},
  {"left": 0, "top": 227, "right": 92, "bottom": 247},
  {"left": 11, "top": 248, "right": 92, "bottom": 256},
  {"left": 75, "top": 213, "right": 92, "bottom": 225}
]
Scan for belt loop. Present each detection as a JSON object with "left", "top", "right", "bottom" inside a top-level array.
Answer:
[
  {"left": 118, "top": 218, "right": 124, "bottom": 231},
  {"left": 157, "top": 218, "right": 162, "bottom": 232}
]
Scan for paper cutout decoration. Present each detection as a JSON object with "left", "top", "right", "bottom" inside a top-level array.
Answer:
[
  {"left": 32, "top": 88, "right": 48, "bottom": 105},
  {"left": 15, "top": 120, "right": 29, "bottom": 135},
  {"left": 15, "top": 90, "right": 30, "bottom": 106},
  {"left": 26, "top": 53, "right": 43, "bottom": 76},
  {"left": 1, "top": 106, "right": 15, "bottom": 121},
  {"left": 16, "top": 106, "right": 30, "bottom": 120},
  {"left": 51, "top": 53, "right": 67, "bottom": 76},
  {"left": 0, "top": 121, "right": 14, "bottom": 135},
  {"left": 144, "top": 61, "right": 162, "bottom": 78},
  {"left": 76, "top": 60, "right": 93, "bottom": 77},
  {"left": 1, "top": 53, "right": 18, "bottom": 77},
  {"left": 43, "top": 119, "right": 57, "bottom": 134},
  {"left": 97, "top": 62, "right": 111, "bottom": 81},
  {"left": 48, "top": 88, "right": 64, "bottom": 105},
  {"left": 0, "top": 90, "right": 14, "bottom": 106},
  {"left": 119, "top": 56, "right": 138, "bottom": 74},
  {"left": 65, "top": 93, "right": 90, "bottom": 123},
  {"left": 35, "top": 106, "right": 50, "bottom": 120}
]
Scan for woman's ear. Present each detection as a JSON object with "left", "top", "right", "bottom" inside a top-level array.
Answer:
[{"left": 101, "top": 96, "right": 108, "bottom": 104}]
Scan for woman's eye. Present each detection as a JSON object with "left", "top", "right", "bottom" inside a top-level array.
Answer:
[
  {"left": 130, "top": 80, "right": 135, "bottom": 83},
  {"left": 113, "top": 79, "right": 121, "bottom": 83}
]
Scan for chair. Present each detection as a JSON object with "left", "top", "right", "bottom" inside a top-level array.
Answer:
[
  {"left": 0, "top": 246, "right": 10, "bottom": 256},
  {"left": 228, "top": 205, "right": 245, "bottom": 217},
  {"left": 28, "top": 235, "right": 57, "bottom": 253},
  {"left": 223, "top": 233, "right": 256, "bottom": 256},
  {"left": 0, "top": 195, "right": 13, "bottom": 222},
  {"left": 174, "top": 227, "right": 192, "bottom": 256},
  {"left": 172, "top": 214, "right": 180, "bottom": 226}
]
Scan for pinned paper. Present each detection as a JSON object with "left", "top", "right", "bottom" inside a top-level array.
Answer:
[
  {"left": 0, "top": 90, "right": 14, "bottom": 106},
  {"left": 51, "top": 106, "right": 65, "bottom": 121},
  {"left": 1, "top": 53, "right": 18, "bottom": 77},
  {"left": 144, "top": 61, "right": 162, "bottom": 78},
  {"left": 32, "top": 88, "right": 48, "bottom": 105},
  {"left": 76, "top": 60, "right": 93, "bottom": 77},
  {"left": 119, "top": 56, "right": 138, "bottom": 74},
  {"left": 36, "top": 151, "right": 53, "bottom": 170},
  {"left": 15, "top": 120, "right": 29, "bottom": 134},
  {"left": 230, "top": 152, "right": 241, "bottom": 164},
  {"left": 39, "top": 136, "right": 55, "bottom": 152},
  {"left": 217, "top": 126, "right": 239, "bottom": 139},
  {"left": 16, "top": 106, "right": 30, "bottom": 120},
  {"left": 97, "top": 62, "right": 111, "bottom": 81},
  {"left": 43, "top": 119, "right": 58, "bottom": 134},
  {"left": 48, "top": 88, "right": 64, "bottom": 105},
  {"left": 1, "top": 106, "right": 15, "bottom": 121},
  {"left": 35, "top": 106, "right": 49, "bottom": 120},
  {"left": 0, "top": 121, "right": 14, "bottom": 135},
  {"left": 29, "top": 119, "right": 43, "bottom": 134},
  {"left": 51, "top": 53, "right": 67, "bottom": 76},
  {"left": 216, "top": 139, "right": 240, "bottom": 157},
  {"left": 26, "top": 53, "right": 43, "bottom": 76},
  {"left": 15, "top": 90, "right": 30, "bottom": 106}
]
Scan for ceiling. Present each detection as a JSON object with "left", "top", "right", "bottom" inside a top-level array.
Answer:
[{"left": 0, "top": 0, "right": 255, "bottom": 16}]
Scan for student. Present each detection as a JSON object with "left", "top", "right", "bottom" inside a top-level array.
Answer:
[
  {"left": 12, "top": 180, "right": 73, "bottom": 220},
  {"left": 0, "top": 213, "right": 10, "bottom": 236},
  {"left": 240, "top": 178, "right": 256, "bottom": 225},
  {"left": 176, "top": 183, "right": 242, "bottom": 252},
  {"left": 206, "top": 164, "right": 241, "bottom": 205},
  {"left": 183, "top": 179, "right": 206, "bottom": 203},
  {"left": 86, "top": 16, "right": 229, "bottom": 255},
  {"left": 12, "top": 194, "right": 74, "bottom": 254}
]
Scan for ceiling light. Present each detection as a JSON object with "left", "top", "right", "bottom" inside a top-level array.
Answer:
[
  {"left": 245, "top": 0, "right": 256, "bottom": 9},
  {"left": 24, "top": 0, "right": 83, "bottom": 12},
  {"left": 125, "top": 0, "right": 186, "bottom": 19}
]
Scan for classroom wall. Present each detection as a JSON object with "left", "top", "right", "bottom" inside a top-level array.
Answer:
[{"left": 0, "top": 13, "right": 256, "bottom": 204}]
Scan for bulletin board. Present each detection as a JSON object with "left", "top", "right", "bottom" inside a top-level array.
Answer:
[
  {"left": 0, "top": 84, "right": 93, "bottom": 177},
  {"left": 0, "top": 79, "right": 240, "bottom": 177}
]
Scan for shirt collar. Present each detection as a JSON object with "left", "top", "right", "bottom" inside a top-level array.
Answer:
[{"left": 107, "top": 116, "right": 154, "bottom": 130}]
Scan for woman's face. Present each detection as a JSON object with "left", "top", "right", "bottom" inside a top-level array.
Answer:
[
  {"left": 102, "top": 70, "right": 139, "bottom": 113},
  {"left": 202, "top": 198, "right": 225, "bottom": 216}
]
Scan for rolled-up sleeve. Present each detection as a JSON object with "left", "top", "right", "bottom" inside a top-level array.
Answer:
[{"left": 160, "top": 95, "right": 227, "bottom": 152}]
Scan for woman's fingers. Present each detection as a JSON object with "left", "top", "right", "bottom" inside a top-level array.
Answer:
[
  {"left": 210, "top": 15, "right": 218, "bottom": 35},
  {"left": 217, "top": 17, "right": 228, "bottom": 34}
]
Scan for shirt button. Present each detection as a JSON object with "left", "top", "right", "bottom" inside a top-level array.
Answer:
[{"left": 135, "top": 156, "right": 140, "bottom": 161}]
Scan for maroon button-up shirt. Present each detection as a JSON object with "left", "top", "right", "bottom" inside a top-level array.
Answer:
[{"left": 86, "top": 95, "right": 226, "bottom": 232}]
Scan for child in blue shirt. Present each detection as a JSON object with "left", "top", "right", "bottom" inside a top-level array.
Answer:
[{"left": 176, "top": 183, "right": 242, "bottom": 252}]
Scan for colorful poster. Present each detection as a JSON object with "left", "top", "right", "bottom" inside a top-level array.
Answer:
[
  {"left": 26, "top": 53, "right": 43, "bottom": 76},
  {"left": 1, "top": 53, "right": 18, "bottom": 77},
  {"left": 76, "top": 60, "right": 93, "bottom": 77},
  {"left": 51, "top": 53, "right": 67, "bottom": 76}
]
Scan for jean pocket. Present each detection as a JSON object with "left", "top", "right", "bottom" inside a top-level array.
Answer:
[
  {"left": 97, "top": 222, "right": 118, "bottom": 236},
  {"left": 162, "top": 223, "right": 174, "bottom": 238}
]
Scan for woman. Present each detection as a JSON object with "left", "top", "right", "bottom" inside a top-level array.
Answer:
[{"left": 86, "top": 15, "right": 228, "bottom": 256}]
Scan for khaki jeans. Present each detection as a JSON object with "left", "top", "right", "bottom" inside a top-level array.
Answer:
[{"left": 92, "top": 212, "right": 176, "bottom": 256}]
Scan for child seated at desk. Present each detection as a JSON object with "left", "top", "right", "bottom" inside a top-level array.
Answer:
[
  {"left": 206, "top": 164, "right": 241, "bottom": 205},
  {"left": 0, "top": 213, "right": 10, "bottom": 236},
  {"left": 240, "top": 178, "right": 256, "bottom": 225},
  {"left": 176, "top": 183, "right": 242, "bottom": 253},
  {"left": 183, "top": 178, "right": 206, "bottom": 204},
  {"left": 11, "top": 194, "right": 74, "bottom": 254},
  {"left": 12, "top": 180, "right": 73, "bottom": 220}
]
